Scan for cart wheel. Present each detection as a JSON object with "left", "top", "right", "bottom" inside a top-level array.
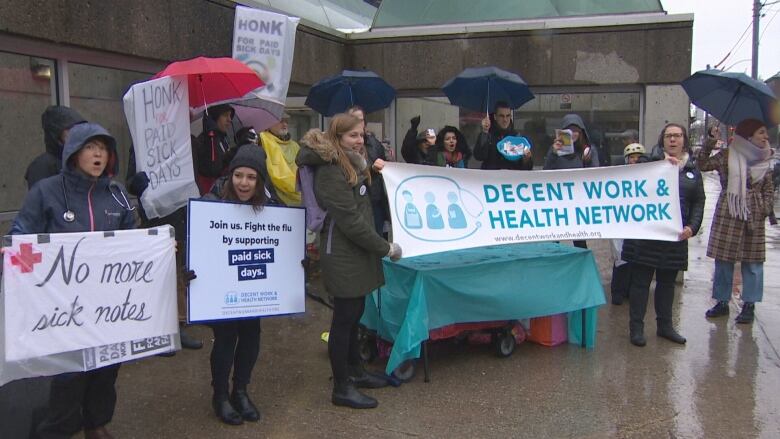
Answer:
[
  {"left": 495, "top": 331, "right": 516, "bottom": 357},
  {"left": 392, "top": 360, "right": 416, "bottom": 382}
]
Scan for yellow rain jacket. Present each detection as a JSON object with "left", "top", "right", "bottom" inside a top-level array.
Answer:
[{"left": 260, "top": 131, "right": 302, "bottom": 206}]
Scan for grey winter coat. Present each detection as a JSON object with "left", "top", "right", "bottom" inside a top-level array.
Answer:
[
  {"left": 12, "top": 123, "right": 136, "bottom": 235},
  {"left": 543, "top": 114, "right": 600, "bottom": 170},
  {"left": 296, "top": 130, "right": 391, "bottom": 298}
]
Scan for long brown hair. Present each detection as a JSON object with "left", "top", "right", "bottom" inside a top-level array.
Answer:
[
  {"left": 325, "top": 113, "right": 371, "bottom": 187},
  {"left": 220, "top": 171, "right": 266, "bottom": 211}
]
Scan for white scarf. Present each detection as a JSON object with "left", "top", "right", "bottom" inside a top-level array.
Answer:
[{"left": 727, "top": 135, "right": 771, "bottom": 220}]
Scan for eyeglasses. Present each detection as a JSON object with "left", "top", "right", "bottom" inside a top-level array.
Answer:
[{"left": 664, "top": 133, "right": 684, "bottom": 139}]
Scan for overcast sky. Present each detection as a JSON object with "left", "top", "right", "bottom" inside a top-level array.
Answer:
[{"left": 662, "top": 0, "right": 780, "bottom": 79}]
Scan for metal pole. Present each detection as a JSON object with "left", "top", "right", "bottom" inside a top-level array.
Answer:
[{"left": 752, "top": 0, "right": 761, "bottom": 79}]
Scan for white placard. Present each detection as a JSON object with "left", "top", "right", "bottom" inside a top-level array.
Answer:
[
  {"left": 381, "top": 161, "right": 683, "bottom": 257},
  {"left": 2, "top": 227, "right": 179, "bottom": 361},
  {"left": 123, "top": 76, "right": 201, "bottom": 219},
  {"left": 233, "top": 5, "right": 300, "bottom": 105},
  {"left": 187, "top": 199, "right": 306, "bottom": 322}
]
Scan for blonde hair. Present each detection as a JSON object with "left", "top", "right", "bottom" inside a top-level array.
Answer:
[{"left": 325, "top": 113, "right": 370, "bottom": 187}]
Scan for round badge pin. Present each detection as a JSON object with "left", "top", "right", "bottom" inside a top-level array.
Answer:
[
  {"left": 359, "top": 185, "right": 367, "bottom": 196},
  {"left": 686, "top": 171, "right": 694, "bottom": 179}
]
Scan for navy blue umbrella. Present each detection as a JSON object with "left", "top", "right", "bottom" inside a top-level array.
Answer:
[
  {"left": 305, "top": 70, "right": 396, "bottom": 116},
  {"left": 442, "top": 66, "right": 535, "bottom": 113},
  {"left": 682, "top": 69, "right": 778, "bottom": 125}
]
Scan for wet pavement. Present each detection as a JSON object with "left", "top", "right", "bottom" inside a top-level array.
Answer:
[{"left": 2, "top": 171, "right": 779, "bottom": 438}]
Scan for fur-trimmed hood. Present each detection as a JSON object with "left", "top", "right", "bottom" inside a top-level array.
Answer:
[{"left": 296, "top": 129, "right": 339, "bottom": 167}]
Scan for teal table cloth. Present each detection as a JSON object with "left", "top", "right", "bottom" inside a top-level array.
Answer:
[{"left": 361, "top": 243, "right": 606, "bottom": 374}]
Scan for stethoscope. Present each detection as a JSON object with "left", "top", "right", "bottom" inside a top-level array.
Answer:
[{"left": 61, "top": 175, "right": 135, "bottom": 223}]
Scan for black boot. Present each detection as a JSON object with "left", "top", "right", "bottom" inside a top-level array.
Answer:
[
  {"left": 735, "top": 302, "right": 755, "bottom": 324},
  {"left": 180, "top": 325, "right": 203, "bottom": 350},
  {"left": 348, "top": 364, "right": 389, "bottom": 389},
  {"left": 657, "top": 324, "right": 686, "bottom": 344},
  {"left": 231, "top": 387, "right": 261, "bottom": 422},
  {"left": 629, "top": 324, "right": 646, "bottom": 347},
  {"left": 332, "top": 379, "right": 378, "bottom": 409},
  {"left": 705, "top": 301, "right": 730, "bottom": 318},
  {"left": 212, "top": 393, "right": 243, "bottom": 425}
]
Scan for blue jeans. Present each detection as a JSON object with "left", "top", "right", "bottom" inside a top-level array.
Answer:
[{"left": 712, "top": 260, "right": 764, "bottom": 303}]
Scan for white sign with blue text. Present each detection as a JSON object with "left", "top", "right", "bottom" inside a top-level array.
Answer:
[
  {"left": 381, "top": 161, "right": 683, "bottom": 257},
  {"left": 187, "top": 199, "right": 306, "bottom": 322}
]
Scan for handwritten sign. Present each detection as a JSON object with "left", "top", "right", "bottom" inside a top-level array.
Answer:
[
  {"left": 1, "top": 227, "right": 179, "bottom": 361},
  {"left": 381, "top": 161, "right": 682, "bottom": 257},
  {"left": 187, "top": 199, "right": 305, "bottom": 322},
  {"left": 233, "top": 5, "right": 299, "bottom": 105},
  {"left": 123, "top": 76, "right": 200, "bottom": 218}
]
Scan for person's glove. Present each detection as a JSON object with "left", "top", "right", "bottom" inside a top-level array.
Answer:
[
  {"left": 128, "top": 171, "right": 150, "bottom": 197},
  {"left": 182, "top": 269, "right": 197, "bottom": 287},
  {"left": 410, "top": 115, "right": 421, "bottom": 130},
  {"left": 387, "top": 242, "right": 402, "bottom": 261}
]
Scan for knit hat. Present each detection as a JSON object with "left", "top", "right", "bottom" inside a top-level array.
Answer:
[
  {"left": 229, "top": 145, "right": 264, "bottom": 174},
  {"left": 734, "top": 118, "right": 765, "bottom": 139}
]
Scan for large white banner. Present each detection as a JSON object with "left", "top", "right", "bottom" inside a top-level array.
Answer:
[
  {"left": 123, "top": 76, "right": 201, "bottom": 219},
  {"left": 187, "top": 200, "right": 306, "bottom": 322},
  {"left": 233, "top": 5, "right": 299, "bottom": 105},
  {"left": 382, "top": 161, "right": 682, "bottom": 257},
  {"left": 2, "top": 227, "right": 179, "bottom": 361}
]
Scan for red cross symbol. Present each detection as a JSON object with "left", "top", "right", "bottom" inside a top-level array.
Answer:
[{"left": 9, "top": 243, "right": 42, "bottom": 273}]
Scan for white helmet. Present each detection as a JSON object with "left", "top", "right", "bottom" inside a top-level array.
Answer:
[{"left": 624, "top": 143, "right": 646, "bottom": 157}]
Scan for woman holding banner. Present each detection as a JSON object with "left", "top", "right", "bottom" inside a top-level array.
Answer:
[
  {"left": 698, "top": 120, "right": 774, "bottom": 324},
  {"left": 196, "top": 146, "right": 269, "bottom": 425},
  {"left": 621, "top": 123, "right": 705, "bottom": 347},
  {"left": 297, "top": 114, "right": 402, "bottom": 409},
  {"left": 10, "top": 123, "right": 136, "bottom": 439}
]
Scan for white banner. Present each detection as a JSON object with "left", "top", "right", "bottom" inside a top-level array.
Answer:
[
  {"left": 2, "top": 227, "right": 179, "bottom": 361},
  {"left": 123, "top": 76, "right": 201, "bottom": 219},
  {"left": 382, "top": 161, "right": 682, "bottom": 257},
  {"left": 233, "top": 5, "right": 300, "bottom": 105},
  {"left": 187, "top": 200, "right": 306, "bottom": 322}
]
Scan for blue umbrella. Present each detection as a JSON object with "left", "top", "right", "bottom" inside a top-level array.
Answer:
[
  {"left": 682, "top": 69, "right": 778, "bottom": 126},
  {"left": 442, "top": 66, "right": 535, "bottom": 113},
  {"left": 305, "top": 70, "right": 396, "bottom": 116}
]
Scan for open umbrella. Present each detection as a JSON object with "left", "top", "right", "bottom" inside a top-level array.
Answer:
[
  {"left": 153, "top": 56, "right": 265, "bottom": 112},
  {"left": 442, "top": 66, "right": 534, "bottom": 113},
  {"left": 305, "top": 70, "right": 395, "bottom": 116},
  {"left": 682, "top": 69, "right": 779, "bottom": 126}
]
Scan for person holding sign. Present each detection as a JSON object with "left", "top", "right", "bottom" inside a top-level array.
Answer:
[
  {"left": 621, "top": 123, "right": 705, "bottom": 347},
  {"left": 11, "top": 123, "right": 135, "bottom": 439},
  {"left": 297, "top": 114, "right": 402, "bottom": 409},
  {"left": 196, "top": 147, "right": 269, "bottom": 425},
  {"left": 698, "top": 120, "right": 775, "bottom": 324},
  {"left": 474, "top": 101, "right": 533, "bottom": 170}
]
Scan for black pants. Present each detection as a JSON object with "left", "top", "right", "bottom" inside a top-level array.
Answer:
[
  {"left": 36, "top": 365, "right": 120, "bottom": 438},
  {"left": 611, "top": 263, "right": 631, "bottom": 299},
  {"left": 328, "top": 297, "right": 365, "bottom": 384},
  {"left": 628, "top": 263, "right": 678, "bottom": 332},
  {"left": 210, "top": 319, "right": 261, "bottom": 396}
]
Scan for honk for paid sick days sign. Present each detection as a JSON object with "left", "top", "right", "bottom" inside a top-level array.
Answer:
[
  {"left": 187, "top": 199, "right": 305, "bottom": 322},
  {"left": 381, "top": 161, "right": 682, "bottom": 257},
  {"left": 1, "top": 228, "right": 179, "bottom": 361}
]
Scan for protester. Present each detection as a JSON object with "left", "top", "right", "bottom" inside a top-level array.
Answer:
[
  {"left": 622, "top": 123, "right": 705, "bottom": 347},
  {"left": 434, "top": 126, "right": 471, "bottom": 168},
  {"left": 545, "top": 113, "right": 600, "bottom": 249},
  {"left": 401, "top": 116, "right": 437, "bottom": 165},
  {"left": 348, "top": 105, "right": 389, "bottom": 235},
  {"left": 698, "top": 120, "right": 775, "bottom": 324},
  {"left": 296, "top": 113, "right": 402, "bottom": 409},
  {"left": 191, "top": 147, "right": 269, "bottom": 426},
  {"left": 11, "top": 123, "right": 136, "bottom": 439},
  {"left": 227, "top": 127, "right": 279, "bottom": 203},
  {"left": 259, "top": 112, "right": 302, "bottom": 206},
  {"left": 609, "top": 143, "right": 649, "bottom": 305},
  {"left": 474, "top": 101, "right": 533, "bottom": 170},
  {"left": 25, "top": 105, "right": 86, "bottom": 188},
  {"left": 195, "top": 104, "right": 234, "bottom": 195}
]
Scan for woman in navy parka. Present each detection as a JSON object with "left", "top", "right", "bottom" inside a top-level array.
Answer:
[{"left": 11, "top": 123, "right": 136, "bottom": 439}]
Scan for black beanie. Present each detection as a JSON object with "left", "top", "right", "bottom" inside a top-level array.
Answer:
[
  {"left": 229, "top": 145, "right": 264, "bottom": 174},
  {"left": 208, "top": 104, "right": 235, "bottom": 121}
]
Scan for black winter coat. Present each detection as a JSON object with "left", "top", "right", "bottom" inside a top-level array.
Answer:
[
  {"left": 25, "top": 106, "right": 86, "bottom": 188},
  {"left": 473, "top": 122, "right": 532, "bottom": 170},
  {"left": 400, "top": 126, "right": 436, "bottom": 166},
  {"left": 622, "top": 157, "right": 706, "bottom": 271}
]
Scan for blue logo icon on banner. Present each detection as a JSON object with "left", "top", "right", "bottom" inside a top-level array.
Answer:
[{"left": 225, "top": 292, "right": 239, "bottom": 305}]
